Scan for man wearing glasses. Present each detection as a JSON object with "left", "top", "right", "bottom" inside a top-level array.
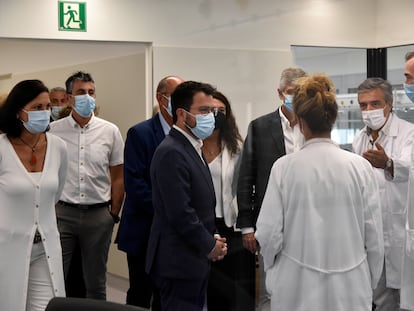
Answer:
[{"left": 146, "top": 81, "right": 227, "bottom": 311}]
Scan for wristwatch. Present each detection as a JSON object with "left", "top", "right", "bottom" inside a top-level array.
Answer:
[
  {"left": 109, "top": 211, "right": 120, "bottom": 223},
  {"left": 385, "top": 158, "right": 393, "bottom": 170}
]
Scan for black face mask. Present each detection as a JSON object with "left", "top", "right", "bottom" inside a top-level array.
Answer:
[{"left": 214, "top": 111, "right": 226, "bottom": 130}]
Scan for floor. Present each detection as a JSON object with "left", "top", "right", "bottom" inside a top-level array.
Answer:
[
  {"left": 106, "top": 272, "right": 128, "bottom": 304},
  {"left": 106, "top": 272, "right": 271, "bottom": 311}
]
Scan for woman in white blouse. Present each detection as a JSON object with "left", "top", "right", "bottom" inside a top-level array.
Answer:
[
  {"left": 255, "top": 74, "right": 384, "bottom": 311},
  {"left": 0, "top": 80, "right": 68, "bottom": 311},
  {"left": 204, "top": 91, "right": 256, "bottom": 311}
]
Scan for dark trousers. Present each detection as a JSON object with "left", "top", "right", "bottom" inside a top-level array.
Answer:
[
  {"left": 207, "top": 218, "right": 256, "bottom": 311},
  {"left": 56, "top": 202, "right": 114, "bottom": 300},
  {"left": 126, "top": 253, "right": 161, "bottom": 310},
  {"left": 153, "top": 274, "right": 208, "bottom": 311},
  {"left": 65, "top": 244, "right": 86, "bottom": 298}
]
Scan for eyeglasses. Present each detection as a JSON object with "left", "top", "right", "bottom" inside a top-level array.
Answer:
[{"left": 193, "top": 106, "right": 224, "bottom": 116}]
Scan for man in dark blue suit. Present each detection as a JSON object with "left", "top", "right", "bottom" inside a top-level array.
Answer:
[
  {"left": 116, "top": 76, "right": 184, "bottom": 310},
  {"left": 146, "top": 81, "right": 228, "bottom": 311}
]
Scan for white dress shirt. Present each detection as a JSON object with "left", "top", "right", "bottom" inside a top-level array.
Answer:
[
  {"left": 50, "top": 113, "right": 124, "bottom": 204},
  {"left": 279, "top": 108, "right": 304, "bottom": 154},
  {"left": 208, "top": 153, "right": 223, "bottom": 218}
]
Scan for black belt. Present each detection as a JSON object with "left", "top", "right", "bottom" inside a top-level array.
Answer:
[
  {"left": 58, "top": 200, "right": 111, "bottom": 209},
  {"left": 33, "top": 230, "right": 42, "bottom": 244}
]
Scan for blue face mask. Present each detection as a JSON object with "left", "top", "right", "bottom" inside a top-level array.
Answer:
[
  {"left": 404, "top": 83, "right": 414, "bottom": 103},
  {"left": 51, "top": 106, "right": 64, "bottom": 121},
  {"left": 185, "top": 111, "right": 215, "bottom": 139},
  {"left": 22, "top": 110, "right": 50, "bottom": 133},
  {"left": 161, "top": 95, "right": 173, "bottom": 116},
  {"left": 74, "top": 94, "right": 96, "bottom": 118},
  {"left": 284, "top": 94, "right": 294, "bottom": 112}
]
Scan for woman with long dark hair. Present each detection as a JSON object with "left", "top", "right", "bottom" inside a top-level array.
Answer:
[{"left": 204, "top": 91, "right": 256, "bottom": 311}]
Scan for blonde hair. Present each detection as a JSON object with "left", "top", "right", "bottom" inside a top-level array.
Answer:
[{"left": 294, "top": 73, "right": 337, "bottom": 133}]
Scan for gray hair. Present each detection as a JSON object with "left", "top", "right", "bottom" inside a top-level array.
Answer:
[
  {"left": 357, "top": 77, "right": 393, "bottom": 103},
  {"left": 406, "top": 52, "right": 414, "bottom": 62},
  {"left": 50, "top": 86, "right": 66, "bottom": 93},
  {"left": 279, "top": 67, "right": 307, "bottom": 90}
]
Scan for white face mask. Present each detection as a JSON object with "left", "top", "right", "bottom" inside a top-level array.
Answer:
[{"left": 361, "top": 107, "right": 386, "bottom": 130}]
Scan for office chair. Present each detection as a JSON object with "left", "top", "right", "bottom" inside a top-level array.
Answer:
[{"left": 46, "top": 297, "right": 148, "bottom": 311}]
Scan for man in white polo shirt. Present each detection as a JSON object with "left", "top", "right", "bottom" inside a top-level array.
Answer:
[{"left": 50, "top": 71, "right": 124, "bottom": 300}]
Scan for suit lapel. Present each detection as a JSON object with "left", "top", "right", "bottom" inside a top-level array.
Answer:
[
  {"left": 152, "top": 114, "right": 167, "bottom": 144},
  {"left": 170, "top": 128, "right": 216, "bottom": 198},
  {"left": 269, "top": 109, "right": 286, "bottom": 155}
]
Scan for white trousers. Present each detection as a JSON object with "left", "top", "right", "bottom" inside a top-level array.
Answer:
[{"left": 26, "top": 242, "right": 54, "bottom": 311}]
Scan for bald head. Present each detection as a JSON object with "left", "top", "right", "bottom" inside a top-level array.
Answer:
[
  {"left": 405, "top": 56, "right": 414, "bottom": 85},
  {"left": 156, "top": 76, "right": 184, "bottom": 126}
]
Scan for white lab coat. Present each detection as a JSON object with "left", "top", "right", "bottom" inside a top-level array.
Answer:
[
  {"left": 0, "top": 133, "right": 67, "bottom": 311},
  {"left": 256, "top": 138, "right": 384, "bottom": 311},
  {"left": 353, "top": 113, "right": 414, "bottom": 289},
  {"left": 401, "top": 141, "right": 414, "bottom": 310}
]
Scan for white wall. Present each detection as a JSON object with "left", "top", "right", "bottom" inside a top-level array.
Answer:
[
  {"left": 0, "top": 0, "right": 377, "bottom": 49},
  {"left": 154, "top": 47, "right": 293, "bottom": 135}
]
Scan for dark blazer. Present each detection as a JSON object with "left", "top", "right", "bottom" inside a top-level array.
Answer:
[
  {"left": 146, "top": 127, "right": 216, "bottom": 280},
  {"left": 116, "top": 114, "right": 166, "bottom": 255},
  {"left": 236, "top": 109, "right": 286, "bottom": 229}
]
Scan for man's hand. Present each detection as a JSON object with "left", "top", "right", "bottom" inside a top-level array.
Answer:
[
  {"left": 208, "top": 235, "right": 227, "bottom": 261},
  {"left": 363, "top": 141, "right": 388, "bottom": 169},
  {"left": 242, "top": 232, "right": 257, "bottom": 254}
]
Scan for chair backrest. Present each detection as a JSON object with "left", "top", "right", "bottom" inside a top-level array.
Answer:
[{"left": 46, "top": 297, "right": 148, "bottom": 311}]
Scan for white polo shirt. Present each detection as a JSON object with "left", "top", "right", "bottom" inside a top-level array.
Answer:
[{"left": 50, "top": 113, "right": 124, "bottom": 204}]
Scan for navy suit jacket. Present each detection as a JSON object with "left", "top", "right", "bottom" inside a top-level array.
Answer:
[
  {"left": 236, "top": 109, "right": 286, "bottom": 229},
  {"left": 117, "top": 113, "right": 166, "bottom": 255},
  {"left": 146, "top": 127, "right": 216, "bottom": 280}
]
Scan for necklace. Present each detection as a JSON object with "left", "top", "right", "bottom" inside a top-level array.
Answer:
[
  {"left": 18, "top": 135, "right": 41, "bottom": 166},
  {"left": 206, "top": 149, "right": 219, "bottom": 156}
]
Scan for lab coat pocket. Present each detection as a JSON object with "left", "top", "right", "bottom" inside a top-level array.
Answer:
[{"left": 406, "top": 229, "right": 414, "bottom": 259}]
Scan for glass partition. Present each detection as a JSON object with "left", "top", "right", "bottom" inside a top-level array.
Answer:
[{"left": 292, "top": 46, "right": 367, "bottom": 149}]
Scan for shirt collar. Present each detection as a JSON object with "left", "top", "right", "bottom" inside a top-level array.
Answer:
[
  {"left": 158, "top": 112, "right": 171, "bottom": 136},
  {"left": 173, "top": 124, "right": 203, "bottom": 150},
  {"left": 279, "top": 107, "right": 297, "bottom": 129},
  {"left": 68, "top": 111, "right": 95, "bottom": 128},
  {"left": 279, "top": 107, "right": 289, "bottom": 128}
]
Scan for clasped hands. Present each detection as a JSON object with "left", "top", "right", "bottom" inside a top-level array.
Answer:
[{"left": 208, "top": 234, "right": 227, "bottom": 262}]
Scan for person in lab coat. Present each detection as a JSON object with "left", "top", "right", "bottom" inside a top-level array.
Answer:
[
  {"left": 400, "top": 52, "right": 414, "bottom": 311},
  {"left": 0, "top": 80, "right": 68, "bottom": 311},
  {"left": 352, "top": 77, "right": 414, "bottom": 311},
  {"left": 255, "top": 73, "right": 384, "bottom": 311}
]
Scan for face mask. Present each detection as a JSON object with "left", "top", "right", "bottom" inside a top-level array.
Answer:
[
  {"left": 161, "top": 95, "right": 172, "bottom": 116},
  {"left": 361, "top": 108, "right": 386, "bottom": 130},
  {"left": 214, "top": 111, "right": 226, "bottom": 130},
  {"left": 51, "top": 106, "right": 64, "bottom": 121},
  {"left": 284, "top": 94, "right": 294, "bottom": 112},
  {"left": 22, "top": 110, "right": 50, "bottom": 133},
  {"left": 404, "top": 83, "right": 414, "bottom": 103},
  {"left": 185, "top": 111, "right": 215, "bottom": 139},
  {"left": 74, "top": 94, "right": 96, "bottom": 118}
]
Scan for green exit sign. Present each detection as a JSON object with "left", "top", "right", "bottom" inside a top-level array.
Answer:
[{"left": 58, "top": 1, "right": 87, "bottom": 32}]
